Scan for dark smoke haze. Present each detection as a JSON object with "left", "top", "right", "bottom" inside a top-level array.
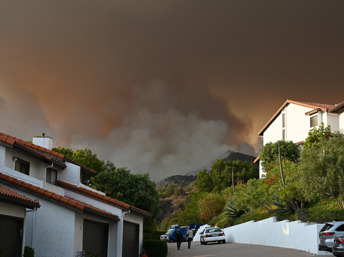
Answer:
[{"left": 1, "top": 0, "right": 344, "bottom": 180}]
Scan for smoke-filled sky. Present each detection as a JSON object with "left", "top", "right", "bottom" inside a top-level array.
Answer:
[{"left": 1, "top": 0, "right": 344, "bottom": 181}]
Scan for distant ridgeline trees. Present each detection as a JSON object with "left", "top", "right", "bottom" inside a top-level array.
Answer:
[
  {"left": 195, "top": 159, "right": 259, "bottom": 193},
  {"left": 53, "top": 147, "right": 159, "bottom": 228}
]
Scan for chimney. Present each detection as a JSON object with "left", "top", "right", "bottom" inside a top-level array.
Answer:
[{"left": 33, "top": 133, "right": 53, "bottom": 150}]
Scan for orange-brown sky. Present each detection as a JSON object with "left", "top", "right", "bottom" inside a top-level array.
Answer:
[{"left": 1, "top": 0, "right": 343, "bottom": 181}]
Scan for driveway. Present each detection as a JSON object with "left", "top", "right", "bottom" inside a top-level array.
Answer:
[{"left": 167, "top": 242, "right": 331, "bottom": 257}]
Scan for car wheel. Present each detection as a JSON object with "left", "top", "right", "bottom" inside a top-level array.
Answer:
[
  {"left": 218, "top": 241, "right": 221, "bottom": 244},
  {"left": 204, "top": 241, "right": 207, "bottom": 245},
  {"left": 222, "top": 240, "right": 226, "bottom": 244}
]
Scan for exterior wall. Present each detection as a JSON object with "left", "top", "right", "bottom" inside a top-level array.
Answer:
[
  {"left": 27, "top": 198, "right": 76, "bottom": 257},
  {"left": 325, "top": 113, "right": 340, "bottom": 132},
  {"left": 0, "top": 200, "right": 26, "bottom": 218},
  {"left": 263, "top": 104, "right": 314, "bottom": 146},
  {"left": 340, "top": 113, "right": 344, "bottom": 131},
  {"left": 194, "top": 218, "right": 331, "bottom": 256},
  {"left": 59, "top": 162, "right": 81, "bottom": 186},
  {"left": 223, "top": 217, "right": 331, "bottom": 255}
]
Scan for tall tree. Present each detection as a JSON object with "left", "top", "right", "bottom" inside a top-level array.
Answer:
[
  {"left": 53, "top": 147, "right": 106, "bottom": 173},
  {"left": 260, "top": 140, "right": 300, "bottom": 172},
  {"left": 298, "top": 132, "right": 344, "bottom": 209},
  {"left": 209, "top": 159, "right": 258, "bottom": 192},
  {"left": 92, "top": 166, "right": 159, "bottom": 217},
  {"left": 195, "top": 169, "right": 214, "bottom": 193}
]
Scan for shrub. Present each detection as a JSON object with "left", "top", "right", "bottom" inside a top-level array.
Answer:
[
  {"left": 142, "top": 239, "right": 167, "bottom": 257},
  {"left": 23, "top": 246, "right": 35, "bottom": 257},
  {"left": 0, "top": 246, "right": 4, "bottom": 257}
]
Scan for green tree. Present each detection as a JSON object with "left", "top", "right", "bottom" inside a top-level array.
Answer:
[
  {"left": 195, "top": 169, "right": 214, "bottom": 193},
  {"left": 53, "top": 147, "right": 107, "bottom": 173},
  {"left": 303, "top": 123, "right": 332, "bottom": 149},
  {"left": 92, "top": 166, "right": 159, "bottom": 217},
  {"left": 209, "top": 159, "right": 258, "bottom": 192},
  {"left": 260, "top": 140, "right": 300, "bottom": 172},
  {"left": 180, "top": 192, "right": 203, "bottom": 225},
  {"left": 298, "top": 132, "right": 344, "bottom": 209}
]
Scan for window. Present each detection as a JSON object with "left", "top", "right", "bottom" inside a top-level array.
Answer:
[
  {"left": 310, "top": 115, "right": 318, "bottom": 127},
  {"left": 46, "top": 168, "right": 57, "bottom": 185},
  {"left": 336, "top": 225, "right": 344, "bottom": 232},
  {"left": 14, "top": 158, "right": 30, "bottom": 175},
  {"left": 282, "top": 113, "right": 286, "bottom": 140}
]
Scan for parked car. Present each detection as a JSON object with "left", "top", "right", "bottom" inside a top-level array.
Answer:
[
  {"left": 318, "top": 221, "right": 344, "bottom": 252},
  {"left": 160, "top": 225, "right": 187, "bottom": 242},
  {"left": 332, "top": 237, "right": 344, "bottom": 257},
  {"left": 200, "top": 227, "right": 226, "bottom": 245}
]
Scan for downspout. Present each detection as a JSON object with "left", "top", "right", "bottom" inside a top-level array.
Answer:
[{"left": 116, "top": 209, "right": 130, "bottom": 257}]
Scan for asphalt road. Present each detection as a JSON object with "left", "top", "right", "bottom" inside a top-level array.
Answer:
[{"left": 167, "top": 242, "right": 331, "bottom": 257}]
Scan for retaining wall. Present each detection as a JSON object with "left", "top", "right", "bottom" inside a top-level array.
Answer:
[{"left": 194, "top": 217, "right": 332, "bottom": 255}]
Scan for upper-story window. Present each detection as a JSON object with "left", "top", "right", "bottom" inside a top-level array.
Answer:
[
  {"left": 282, "top": 113, "right": 286, "bottom": 140},
  {"left": 14, "top": 158, "right": 30, "bottom": 175},
  {"left": 310, "top": 115, "right": 318, "bottom": 127},
  {"left": 46, "top": 168, "right": 57, "bottom": 185}
]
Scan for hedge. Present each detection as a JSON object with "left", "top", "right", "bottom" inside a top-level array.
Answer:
[{"left": 142, "top": 239, "right": 168, "bottom": 257}]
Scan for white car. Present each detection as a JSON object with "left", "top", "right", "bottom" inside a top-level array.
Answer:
[{"left": 200, "top": 227, "right": 226, "bottom": 245}]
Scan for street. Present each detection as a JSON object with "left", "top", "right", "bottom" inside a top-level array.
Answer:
[{"left": 167, "top": 242, "right": 331, "bottom": 257}]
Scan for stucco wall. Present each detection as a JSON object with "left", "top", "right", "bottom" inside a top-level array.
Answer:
[
  {"left": 0, "top": 201, "right": 25, "bottom": 218},
  {"left": 223, "top": 217, "right": 331, "bottom": 255},
  {"left": 25, "top": 197, "right": 76, "bottom": 257},
  {"left": 340, "top": 113, "right": 344, "bottom": 131}
]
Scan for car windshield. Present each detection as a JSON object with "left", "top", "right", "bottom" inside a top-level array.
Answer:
[
  {"left": 321, "top": 224, "right": 334, "bottom": 232},
  {"left": 166, "top": 230, "right": 175, "bottom": 235}
]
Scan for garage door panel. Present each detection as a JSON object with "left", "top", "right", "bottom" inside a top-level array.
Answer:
[
  {"left": 0, "top": 215, "right": 23, "bottom": 257},
  {"left": 83, "top": 219, "right": 108, "bottom": 257},
  {"left": 123, "top": 221, "right": 139, "bottom": 257}
]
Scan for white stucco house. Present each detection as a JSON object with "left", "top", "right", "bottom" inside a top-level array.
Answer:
[
  {"left": 256, "top": 99, "right": 344, "bottom": 178},
  {"left": 0, "top": 132, "right": 151, "bottom": 257}
]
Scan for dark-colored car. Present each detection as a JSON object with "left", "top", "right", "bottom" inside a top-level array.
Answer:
[
  {"left": 200, "top": 227, "right": 226, "bottom": 245},
  {"left": 319, "top": 222, "right": 344, "bottom": 252},
  {"left": 333, "top": 237, "right": 344, "bottom": 257}
]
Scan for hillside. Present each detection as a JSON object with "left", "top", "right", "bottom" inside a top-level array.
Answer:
[{"left": 156, "top": 150, "right": 257, "bottom": 226}]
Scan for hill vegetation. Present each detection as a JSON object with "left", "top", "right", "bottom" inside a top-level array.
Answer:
[{"left": 157, "top": 124, "right": 344, "bottom": 232}]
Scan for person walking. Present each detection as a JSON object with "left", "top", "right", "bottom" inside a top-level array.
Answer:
[
  {"left": 174, "top": 229, "right": 183, "bottom": 250},
  {"left": 186, "top": 228, "right": 193, "bottom": 249}
]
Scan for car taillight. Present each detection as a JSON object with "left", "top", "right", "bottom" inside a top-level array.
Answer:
[
  {"left": 205, "top": 234, "right": 210, "bottom": 237},
  {"left": 322, "top": 232, "right": 335, "bottom": 236},
  {"left": 336, "top": 238, "right": 344, "bottom": 243},
  {"left": 220, "top": 233, "right": 225, "bottom": 236}
]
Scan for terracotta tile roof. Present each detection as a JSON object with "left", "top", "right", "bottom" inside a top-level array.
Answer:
[
  {"left": 0, "top": 185, "right": 40, "bottom": 208},
  {"left": 330, "top": 100, "right": 344, "bottom": 114},
  {"left": 0, "top": 132, "right": 96, "bottom": 175},
  {"left": 57, "top": 180, "right": 152, "bottom": 218},
  {"left": 0, "top": 172, "right": 118, "bottom": 220},
  {"left": 258, "top": 99, "right": 337, "bottom": 136}
]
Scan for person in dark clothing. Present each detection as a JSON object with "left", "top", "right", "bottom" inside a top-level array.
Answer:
[{"left": 174, "top": 229, "right": 183, "bottom": 250}]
